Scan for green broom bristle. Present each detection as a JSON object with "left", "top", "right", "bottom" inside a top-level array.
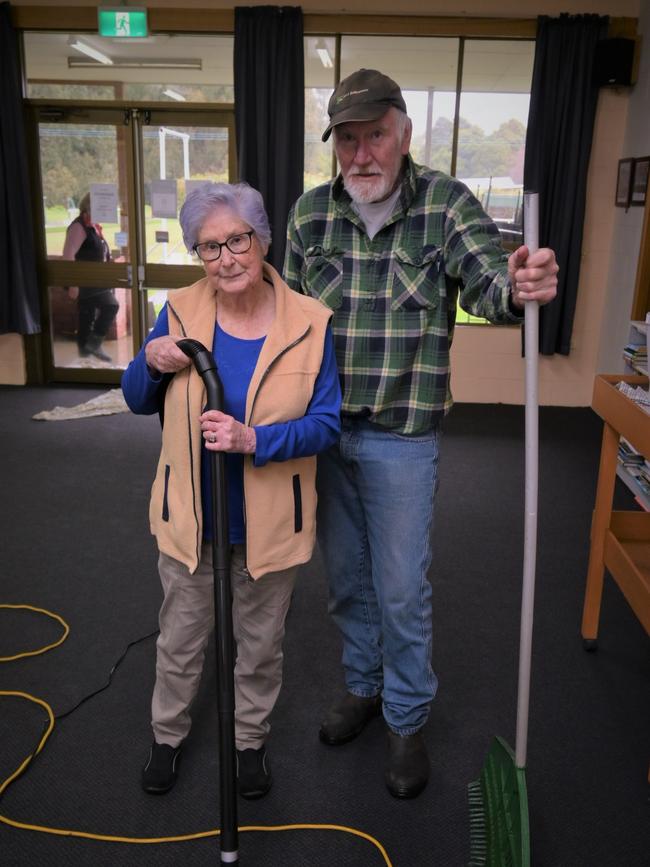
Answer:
[{"left": 468, "top": 737, "right": 530, "bottom": 867}]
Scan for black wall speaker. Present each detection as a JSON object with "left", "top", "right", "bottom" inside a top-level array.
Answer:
[{"left": 593, "top": 38, "right": 635, "bottom": 87}]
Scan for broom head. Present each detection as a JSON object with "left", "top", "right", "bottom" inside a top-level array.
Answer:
[{"left": 468, "top": 735, "right": 530, "bottom": 867}]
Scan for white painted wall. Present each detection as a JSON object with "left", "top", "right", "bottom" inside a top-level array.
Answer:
[
  {"left": 0, "top": 334, "right": 27, "bottom": 385},
  {"left": 597, "top": 0, "right": 650, "bottom": 374}
]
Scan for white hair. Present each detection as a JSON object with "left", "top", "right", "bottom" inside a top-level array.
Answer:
[{"left": 395, "top": 110, "right": 412, "bottom": 145}]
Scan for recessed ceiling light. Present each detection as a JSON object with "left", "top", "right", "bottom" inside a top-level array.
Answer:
[
  {"left": 163, "top": 88, "right": 186, "bottom": 101},
  {"left": 67, "top": 57, "right": 202, "bottom": 70}
]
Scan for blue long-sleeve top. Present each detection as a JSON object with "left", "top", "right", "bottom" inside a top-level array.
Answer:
[{"left": 121, "top": 304, "right": 341, "bottom": 542}]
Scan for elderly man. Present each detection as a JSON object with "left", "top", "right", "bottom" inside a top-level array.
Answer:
[{"left": 284, "top": 68, "right": 558, "bottom": 799}]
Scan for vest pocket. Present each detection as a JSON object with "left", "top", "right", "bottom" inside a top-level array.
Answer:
[
  {"left": 292, "top": 474, "right": 303, "bottom": 533},
  {"left": 162, "top": 465, "right": 171, "bottom": 522}
]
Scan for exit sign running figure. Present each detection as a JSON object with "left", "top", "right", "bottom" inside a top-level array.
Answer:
[{"left": 98, "top": 8, "right": 148, "bottom": 38}]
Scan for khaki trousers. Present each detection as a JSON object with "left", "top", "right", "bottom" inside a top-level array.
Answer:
[{"left": 151, "top": 542, "right": 297, "bottom": 750}]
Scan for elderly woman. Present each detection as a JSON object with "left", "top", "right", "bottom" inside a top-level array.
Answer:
[{"left": 121, "top": 182, "right": 340, "bottom": 799}]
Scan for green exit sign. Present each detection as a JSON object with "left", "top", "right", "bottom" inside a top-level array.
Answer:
[{"left": 98, "top": 8, "right": 148, "bottom": 38}]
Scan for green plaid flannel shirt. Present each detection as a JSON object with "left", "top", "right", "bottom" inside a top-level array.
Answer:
[{"left": 283, "top": 155, "right": 521, "bottom": 435}]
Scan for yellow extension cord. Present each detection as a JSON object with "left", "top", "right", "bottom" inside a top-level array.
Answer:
[{"left": 0, "top": 604, "right": 393, "bottom": 865}]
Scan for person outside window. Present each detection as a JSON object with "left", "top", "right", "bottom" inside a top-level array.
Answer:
[{"left": 62, "top": 192, "right": 118, "bottom": 363}]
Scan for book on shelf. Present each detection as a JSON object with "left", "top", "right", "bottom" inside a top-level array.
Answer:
[
  {"left": 621, "top": 462, "right": 650, "bottom": 498},
  {"left": 617, "top": 462, "right": 650, "bottom": 510},
  {"left": 623, "top": 342, "right": 647, "bottom": 364},
  {"left": 623, "top": 319, "right": 649, "bottom": 375},
  {"left": 619, "top": 437, "right": 645, "bottom": 466},
  {"left": 616, "top": 437, "right": 650, "bottom": 510},
  {"left": 616, "top": 380, "right": 650, "bottom": 413}
]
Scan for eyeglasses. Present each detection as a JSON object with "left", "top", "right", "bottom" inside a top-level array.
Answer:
[{"left": 193, "top": 230, "right": 254, "bottom": 262}]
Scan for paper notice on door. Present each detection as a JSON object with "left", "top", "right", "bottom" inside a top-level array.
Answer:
[
  {"left": 90, "top": 184, "right": 118, "bottom": 224},
  {"left": 151, "top": 179, "right": 178, "bottom": 219}
]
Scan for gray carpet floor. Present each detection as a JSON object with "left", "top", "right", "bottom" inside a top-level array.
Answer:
[{"left": 0, "top": 385, "right": 648, "bottom": 866}]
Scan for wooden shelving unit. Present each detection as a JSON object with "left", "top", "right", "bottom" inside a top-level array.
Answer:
[{"left": 582, "top": 374, "right": 650, "bottom": 646}]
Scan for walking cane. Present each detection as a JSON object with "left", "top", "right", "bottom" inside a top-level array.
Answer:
[{"left": 177, "top": 337, "right": 239, "bottom": 865}]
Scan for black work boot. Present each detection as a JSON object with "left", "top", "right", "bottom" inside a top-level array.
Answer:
[
  {"left": 385, "top": 730, "right": 429, "bottom": 798},
  {"left": 319, "top": 692, "right": 382, "bottom": 745},
  {"left": 142, "top": 741, "right": 182, "bottom": 794}
]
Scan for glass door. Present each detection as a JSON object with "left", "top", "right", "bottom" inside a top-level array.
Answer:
[
  {"left": 29, "top": 103, "right": 135, "bottom": 381},
  {"left": 27, "top": 102, "right": 235, "bottom": 382},
  {"left": 133, "top": 107, "right": 236, "bottom": 336}
]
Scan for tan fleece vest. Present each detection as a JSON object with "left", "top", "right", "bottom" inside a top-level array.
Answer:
[{"left": 149, "top": 263, "right": 333, "bottom": 578}]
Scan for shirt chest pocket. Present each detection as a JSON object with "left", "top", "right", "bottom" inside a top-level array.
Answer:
[
  {"left": 390, "top": 248, "right": 442, "bottom": 311},
  {"left": 303, "top": 247, "right": 343, "bottom": 311}
]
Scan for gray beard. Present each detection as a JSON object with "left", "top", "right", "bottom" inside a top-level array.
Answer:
[{"left": 343, "top": 173, "right": 394, "bottom": 204}]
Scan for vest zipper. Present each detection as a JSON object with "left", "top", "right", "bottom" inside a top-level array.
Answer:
[
  {"left": 245, "top": 327, "right": 310, "bottom": 426},
  {"left": 242, "top": 324, "right": 310, "bottom": 574}
]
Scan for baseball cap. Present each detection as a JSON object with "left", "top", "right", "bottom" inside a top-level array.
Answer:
[{"left": 321, "top": 68, "right": 407, "bottom": 142}]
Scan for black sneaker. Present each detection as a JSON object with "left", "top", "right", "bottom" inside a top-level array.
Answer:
[
  {"left": 142, "top": 741, "right": 182, "bottom": 794},
  {"left": 236, "top": 746, "right": 272, "bottom": 799}
]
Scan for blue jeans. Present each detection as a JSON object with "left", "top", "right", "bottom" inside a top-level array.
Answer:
[{"left": 316, "top": 418, "right": 440, "bottom": 735}]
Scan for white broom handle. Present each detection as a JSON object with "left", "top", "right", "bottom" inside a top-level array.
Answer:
[{"left": 515, "top": 192, "right": 539, "bottom": 769}]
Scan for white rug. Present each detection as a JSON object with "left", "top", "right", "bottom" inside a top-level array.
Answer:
[{"left": 32, "top": 388, "right": 130, "bottom": 421}]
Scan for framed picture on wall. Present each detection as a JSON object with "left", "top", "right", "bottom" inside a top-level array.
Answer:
[
  {"left": 615, "top": 157, "right": 635, "bottom": 207},
  {"left": 630, "top": 156, "right": 650, "bottom": 206}
]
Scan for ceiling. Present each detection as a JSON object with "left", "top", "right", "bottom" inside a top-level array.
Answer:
[{"left": 24, "top": 32, "right": 534, "bottom": 94}]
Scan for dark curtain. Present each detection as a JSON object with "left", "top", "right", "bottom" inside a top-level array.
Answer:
[
  {"left": 234, "top": 6, "right": 304, "bottom": 273},
  {"left": 524, "top": 14, "right": 608, "bottom": 355},
  {"left": 0, "top": 2, "right": 41, "bottom": 334}
]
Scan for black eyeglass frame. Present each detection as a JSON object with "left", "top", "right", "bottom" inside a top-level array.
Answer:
[{"left": 192, "top": 230, "right": 255, "bottom": 262}]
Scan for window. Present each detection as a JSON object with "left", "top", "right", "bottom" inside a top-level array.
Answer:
[
  {"left": 340, "top": 35, "right": 460, "bottom": 176},
  {"left": 458, "top": 40, "right": 533, "bottom": 243},
  {"left": 24, "top": 33, "right": 234, "bottom": 103},
  {"left": 304, "top": 36, "right": 336, "bottom": 190}
]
